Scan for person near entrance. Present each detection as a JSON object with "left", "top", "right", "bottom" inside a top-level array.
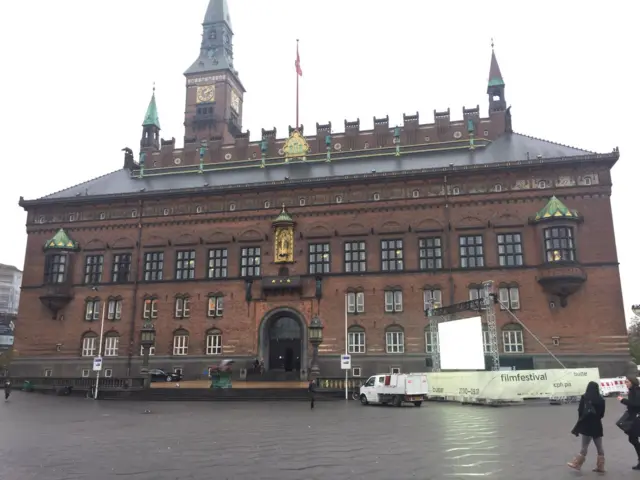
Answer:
[{"left": 308, "top": 378, "right": 316, "bottom": 409}]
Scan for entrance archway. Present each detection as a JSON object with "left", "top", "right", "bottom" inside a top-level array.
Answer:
[{"left": 258, "top": 308, "right": 307, "bottom": 375}]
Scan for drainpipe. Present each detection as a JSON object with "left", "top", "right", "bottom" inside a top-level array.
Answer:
[
  {"left": 126, "top": 199, "right": 144, "bottom": 376},
  {"left": 443, "top": 175, "right": 454, "bottom": 304}
]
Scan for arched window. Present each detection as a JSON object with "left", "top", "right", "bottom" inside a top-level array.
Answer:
[
  {"left": 173, "top": 329, "right": 189, "bottom": 356},
  {"left": 174, "top": 294, "right": 191, "bottom": 319},
  {"left": 107, "top": 296, "right": 123, "bottom": 321},
  {"left": 348, "top": 325, "right": 366, "bottom": 354},
  {"left": 502, "top": 323, "right": 524, "bottom": 353},
  {"left": 385, "top": 325, "right": 405, "bottom": 354},
  {"left": 104, "top": 331, "right": 120, "bottom": 357},
  {"left": 81, "top": 332, "right": 98, "bottom": 357},
  {"left": 206, "top": 328, "right": 222, "bottom": 355},
  {"left": 346, "top": 288, "right": 365, "bottom": 314},
  {"left": 84, "top": 297, "right": 101, "bottom": 322},
  {"left": 424, "top": 327, "right": 435, "bottom": 354},
  {"left": 384, "top": 288, "right": 403, "bottom": 313},
  {"left": 143, "top": 295, "right": 159, "bottom": 319},
  {"left": 498, "top": 283, "right": 520, "bottom": 311}
]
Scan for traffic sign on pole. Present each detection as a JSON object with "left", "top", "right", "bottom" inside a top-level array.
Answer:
[
  {"left": 93, "top": 356, "right": 103, "bottom": 372},
  {"left": 341, "top": 354, "right": 351, "bottom": 370}
]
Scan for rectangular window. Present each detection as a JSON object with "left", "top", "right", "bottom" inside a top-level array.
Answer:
[
  {"left": 423, "top": 289, "right": 442, "bottom": 312},
  {"left": 107, "top": 299, "right": 123, "bottom": 320},
  {"left": 206, "top": 333, "right": 222, "bottom": 355},
  {"left": 384, "top": 291, "right": 403, "bottom": 313},
  {"left": 482, "top": 329, "right": 491, "bottom": 354},
  {"left": 173, "top": 335, "right": 189, "bottom": 356},
  {"left": 418, "top": 237, "right": 443, "bottom": 270},
  {"left": 544, "top": 227, "right": 576, "bottom": 263},
  {"left": 469, "top": 287, "right": 486, "bottom": 310},
  {"left": 143, "top": 252, "right": 164, "bottom": 281},
  {"left": 497, "top": 233, "right": 523, "bottom": 267},
  {"left": 346, "top": 292, "right": 365, "bottom": 313},
  {"left": 175, "top": 297, "right": 190, "bottom": 319},
  {"left": 425, "top": 331, "right": 434, "bottom": 353},
  {"left": 207, "top": 248, "right": 228, "bottom": 279},
  {"left": 140, "top": 345, "right": 156, "bottom": 356},
  {"left": 390, "top": 367, "right": 401, "bottom": 374},
  {"left": 104, "top": 336, "right": 119, "bottom": 357},
  {"left": 84, "top": 255, "right": 104, "bottom": 285},
  {"left": 112, "top": 254, "right": 132, "bottom": 283},
  {"left": 381, "top": 239, "right": 404, "bottom": 271},
  {"left": 459, "top": 235, "right": 484, "bottom": 268},
  {"left": 175, "top": 250, "right": 196, "bottom": 280},
  {"left": 143, "top": 298, "right": 158, "bottom": 319},
  {"left": 503, "top": 329, "right": 524, "bottom": 353},
  {"left": 44, "top": 369, "right": 53, "bottom": 377},
  {"left": 240, "top": 247, "right": 261, "bottom": 277},
  {"left": 207, "top": 296, "right": 224, "bottom": 317},
  {"left": 309, "top": 243, "right": 331, "bottom": 274},
  {"left": 85, "top": 300, "right": 100, "bottom": 321},
  {"left": 81, "top": 369, "right": 90, "bottom": 378},
  {"left": 44, "top": 254, "right": 67, "bottom": 284},
  {"left": 344, "top": 241, "right": 366, "bottom": 273},
  {"left": 82, "top": 337, "right": 97, "bottom": 357},
  {"left": 104, "top": 369, "right": 113, "bottom": 378},
  {"left": 385, "top": 331, "right": 405, "bottom": 353},
  {"left": 499, "top": 286, "right": 521, "bottom": 310},
  {"left": 352, "top": 367, "right": 361, "bottom": 377},
  {"left": 348, "top": 331, "right": 366, "bottom": 353}
]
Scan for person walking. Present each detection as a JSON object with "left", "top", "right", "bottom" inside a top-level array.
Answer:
[
  {"left": 567, "top": 381, "right": 605, "bottom": 472},
  {"left": 619, "top": 376, "right": 640, "bottom": 470},
  {"left": 4, "top": 379, "right": 11, "bottom": 401},
  {"left": 308, "top": 378, "right": 316, "bottom": 410}
]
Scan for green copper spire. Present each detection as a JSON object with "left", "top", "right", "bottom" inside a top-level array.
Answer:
[
  {"left": 142, "top": 85, "right": 161, "bottom": 129},
  {"left": 273, "top": 204, "right": 293, "bottom": 224},
  {"left": 533, "top": 196, "right": 580, "bottom": 223},
  {"left": 487, "top": 40, "right": 505, "bottom": 91},
  {"left": 44, "top": 228, "right": 79, "bottom": 251}
]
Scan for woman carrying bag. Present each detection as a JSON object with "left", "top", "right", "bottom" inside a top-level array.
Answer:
[
  {"left": 567, "top": 381, "right": 605, "bottom": 472},
  {"left": 617, "top": 376, "right": 640, "bottom": 470}
]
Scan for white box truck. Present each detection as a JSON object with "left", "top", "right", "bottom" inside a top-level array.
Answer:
[{"left": 359, "top": 373, "right": 428, "bottom": 407}]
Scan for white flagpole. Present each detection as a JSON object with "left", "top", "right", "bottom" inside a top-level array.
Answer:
[{"left": 94, "top": 301, "right": 106, "bottom": 400}]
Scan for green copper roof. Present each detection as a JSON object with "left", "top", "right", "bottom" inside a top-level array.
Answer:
[
  {"left": 273, "top": 205, "right": 293, "bottom": 224},
  {"left": 533, "top": 196, "right": 580, "bottom": 223},
  {"left": 142, "top": 91, "right": 161, "bottom": 129},
  {"left": 488, "top": 78, "right": 505, "bottom": 87},
  {"left": 44, "top": 228, "right": 79, "bottom": 251}
]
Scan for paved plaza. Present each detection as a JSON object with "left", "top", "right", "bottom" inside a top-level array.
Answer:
[{"left": 1, "top": 393, "right": 639, "bottom": 479}]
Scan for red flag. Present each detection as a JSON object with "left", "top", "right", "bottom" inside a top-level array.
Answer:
[{"left": 295, "top": 43, "right": 302, "bottom": 77}]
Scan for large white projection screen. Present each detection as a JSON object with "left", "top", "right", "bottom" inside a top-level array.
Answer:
[{"left": 438, "top": 316, "right": 485, "bottom": 370}]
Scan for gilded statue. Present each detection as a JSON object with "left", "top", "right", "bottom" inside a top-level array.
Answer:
[{"left": 274, "top": 227, "right": 294, "bottom": 263}]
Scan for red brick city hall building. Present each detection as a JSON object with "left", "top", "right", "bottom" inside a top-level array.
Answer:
[{"left": 14, "top": 0, "right": 629, "bottom": 380}]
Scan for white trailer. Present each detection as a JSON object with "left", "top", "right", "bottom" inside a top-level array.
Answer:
[{"left": 359, "top": 373, "right": 428, "bottom": 407}]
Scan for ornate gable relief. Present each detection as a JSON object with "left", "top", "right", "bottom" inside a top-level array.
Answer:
[
  {"left": 204, "top": 231, "right": 232, "bottom": 245},
  {"left": 578, "top": 173, "right": 599, "bottom": 185},
  {"left": 142, "top": 235, "right": 167, "bottom": 248},
  {"left": 238, "top": 229, "right": 264, "bottom": 242},
  {"left": 468, "top": 184, "right": 489, "bottom": 194},
  {"left": 512, "top": 179, "right": 531, "bottom": 190},
  {"left": 415, "top": 218, "right": 443, "bottom": 231},
  {"left": 343, "top": 223, "right": 367, "bottom": 236},
  {"left": 84, "top": 238, "right": 107, "bottom": 251},
  {"left": 111, "top": 237, "right": 135, "bottom": 249},
  {"left": 556, "top": 176, "right": 576, "bottom": 187},
  {"left": 306, "top": 224, "right": 332, "bottom": 238},
  {"left": 428, "top": 185, "right": 445, "bottom": 196},
  {"left": 174, "top": 233, "right": 199, "bottom": 246},
  {"left": 492, "top": 213, "right": 521, "bottom": 227},
  {"left": 379, "top": 221, "right": 403, "bottom": 233},
  {"left": 456, "top": 216, "right": 485, "bottom": 229}
]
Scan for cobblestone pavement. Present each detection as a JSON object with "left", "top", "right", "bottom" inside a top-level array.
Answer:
[{"left": 1, "top": 393, "right": 639, "bottom": 479}]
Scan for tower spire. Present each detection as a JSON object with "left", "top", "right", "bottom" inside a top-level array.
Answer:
[
  {"left": 487, "top": 40, "right": 506, "bottom": 113},
  {"left": 141, "top": 84, "right": 161, "bottom": 150}
]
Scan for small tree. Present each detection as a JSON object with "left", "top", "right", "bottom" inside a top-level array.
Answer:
[
  {"left": 0, "top": 349, "right": 13, "bottom": 375},
  {"left": 629, "top": 314, "right": 640, "bottom": 364}
]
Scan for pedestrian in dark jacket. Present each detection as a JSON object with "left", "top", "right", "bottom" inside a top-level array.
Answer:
[
  {"left": 4, "top": 380, "right": 11, "bottom": 401},
  {"left": 567, "top": 381, "right": 605, "bottom": 472},
  {"left": 308, "top": 379, "right": 316, "bottom": 410},
  {"left": 620, "top": 376, "right": 640, "bottom": 470}
]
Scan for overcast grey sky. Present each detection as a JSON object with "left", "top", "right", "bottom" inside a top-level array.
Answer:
[{"left": 0, "top": 1, "right": 636, "bottom": 319}]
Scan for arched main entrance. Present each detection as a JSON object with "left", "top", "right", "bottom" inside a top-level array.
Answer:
[{"left": 258, "top": 308, "right": 307, "bottom": 375}]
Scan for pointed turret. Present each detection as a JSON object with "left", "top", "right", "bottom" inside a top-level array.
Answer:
[
  {"left": 141, "top": 85, "right": 161, "bottom": 150},
  {"left": 532, "top": 196, "right": 581, "bottom": 224},
  {"left": 185, "top": 0, "right": 236, "bottom": 76},
  {"left": 487, "top": 41, "right": 506, "bottom": 113}
]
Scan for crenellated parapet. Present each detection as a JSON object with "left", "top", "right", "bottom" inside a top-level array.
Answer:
[{"left": 127, "top": 106, "right": 507, "bottom": 172}]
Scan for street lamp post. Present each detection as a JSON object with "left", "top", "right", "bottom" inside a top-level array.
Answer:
[
  {"left": 308, "top": 316, "right": 324, "bottom": 378},
  {"left": 91, "top": 286, "right": 107, "bottom": 400},
  {"left": 140, "top": 322, "right": 156, "bottom": 389}
]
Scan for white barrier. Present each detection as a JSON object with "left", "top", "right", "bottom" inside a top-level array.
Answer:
[
  {"left": 599, "top": 377, "right": 628, "bottom": 396},
  {"left": 427, "top": 368, "right": 600, "bottom": 401}
]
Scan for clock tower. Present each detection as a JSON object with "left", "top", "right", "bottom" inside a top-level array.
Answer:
[{"left": 184, "top": 0, "right": 245, "bottom": 145}]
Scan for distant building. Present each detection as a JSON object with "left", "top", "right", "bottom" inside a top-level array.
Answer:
[
  {"left": 13, "top": 0, "right": 629, "bottom": 379},
  {"left": 0, "top": 264, "right": 22, "bottom": 315}
]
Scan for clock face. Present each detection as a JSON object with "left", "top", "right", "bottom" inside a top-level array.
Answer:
[
  {"left": 196, "top": 85, "right": 215, "bottom": 104},
  {"left": 230, "top": 90, "right": 240, "bottom": 113}
]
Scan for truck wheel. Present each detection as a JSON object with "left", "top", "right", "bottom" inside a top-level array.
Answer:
[
  {"left": 393, "top": 395, "right": 402, "bottom": 407},
  {"left": 360, "top": 394, "right": 368, "bottom": 405},
  {"left": 413, "top": 401, "right": 422, "bottom": 407}
]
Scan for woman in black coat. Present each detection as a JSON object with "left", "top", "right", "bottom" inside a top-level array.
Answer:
[
  {"left": 567, "top": 381, "right": 605, "bottom": 472},
  {"left": 620, "top": 376, "right": 640, "bottom": 470}
]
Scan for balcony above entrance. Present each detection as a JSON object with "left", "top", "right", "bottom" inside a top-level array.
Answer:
[{"left": 261, "top": 276, "right": 302, "bottom": 294}]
